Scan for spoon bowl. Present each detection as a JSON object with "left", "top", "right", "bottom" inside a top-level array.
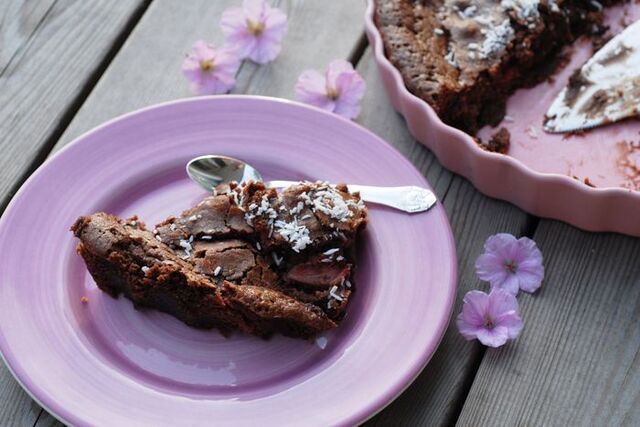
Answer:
[{"left": 186, "top": 155, "right": 263, "bottom": 191}]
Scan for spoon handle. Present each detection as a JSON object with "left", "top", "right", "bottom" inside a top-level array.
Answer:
[{"left": 266, "top": 181, "right": 437, "bottom": 213}]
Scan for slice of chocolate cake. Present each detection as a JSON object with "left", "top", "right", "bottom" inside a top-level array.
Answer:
[
  {"left": 72, "top": 181, "right": 368, "bottom": 339},
  {"left": 374, "top": 0, "right": 622, "bottom": 133}
]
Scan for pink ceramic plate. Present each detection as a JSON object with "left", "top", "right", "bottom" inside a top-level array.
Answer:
[
  {"left": 365, "top": 1, "right": 640, "bottom": 236},
  {"left": 0, "top": 96, "right": 456, "bottom": 426}
]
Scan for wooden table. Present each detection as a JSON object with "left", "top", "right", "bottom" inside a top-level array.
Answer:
[{"left": 1, "top": 1, "right": 639, "bottom": 425}]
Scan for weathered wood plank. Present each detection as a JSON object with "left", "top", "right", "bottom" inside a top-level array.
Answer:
[
  {"left": 355, "top": 49, "right": 533, "bottom": 426},
  {"left": 0, "top": 1, "right": 149, "bottom": 424},
  {"left": 457, "top": 223, "right": 640, "bottom": 426},
  {"left": 32, "top": 0, "right": 365, "bottom": 425},
  {"left": 0, "top": 0, "right": 149, "bottom": 209},
  {"left": 0, "top": 0, "right": 56, "bottom": 75}
]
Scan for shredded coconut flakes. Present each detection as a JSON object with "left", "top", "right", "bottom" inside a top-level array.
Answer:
[
  {"left": 274, "top": 218, "right": 312, "bottom": 252},
  {"left": 479, "top": 19, "right": 514, "bottom": 59},
  {"left": 179, "top": 239, "right": 193, "bottom": 258}
]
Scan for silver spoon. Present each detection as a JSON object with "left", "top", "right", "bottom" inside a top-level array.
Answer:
[{"left": 186, "top": 155, "right": 437, "bottom": 213}]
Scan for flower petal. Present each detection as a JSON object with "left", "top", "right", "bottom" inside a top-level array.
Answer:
[
  {"left": 484, "top": 233, "right": 518, "bottom": 254},
  {"left": 294, "top": 70, "right": 335, "bottom": 111},
  {"left": 333, "top": 74, "right": 366, "bottom": 119},
  {"left": 221, "top": 7, "right": 256, "bottom": 59},
  {"left": 249, "top": 36, "right": 283, "bottom": 64},
  {"left": 182, "top": 40, "right": 239, "bottom": 95},
  {"left": 332, "top": 101, "right": 361, "bottom": 120},
  {"left": 242, "top": 0, "right": 266, "bottom": 23},
  {"left": 516, "top": 268, "right": 544, "bottom": 293},
  {"left": 461, "top": 290, "right": 489, "bottom": 326},
  {"left": 488, "top": 289, "right": 523, "bottom": 340},
  {"left": 487, "top": 288, "right": 519, "bottom": 314},
  {"left": 492, "top": 273, "right": 520, "bottom": 295},
  {"left": 514, "top": 237, "right": 544, "bottom": 292},
  {"left": 264, "top": 7, "right": 288, "bottom": 38},
  {"left": 495, "top": 311, "right": 524, "bottom": 339},
  {"left": 475, "top": 252, "right": 509, "bottom": 286},
  {"left": 247, "top": 7, "right": 288, "bottom": 64},
  {"left": 325, "top": 59, "right": 357, "bottom": 88},
  {"left": 475, "top": 326, "right": 510, "bottom": 347},
  {"left": 214, "top": 48, "right": 242, "bottom": 75},
  {"left": 456, "top": 315, "right": 484, "bottom": 341},
  {"left": 335, "top": 70, "right": 366, "bottom": 100},
  {"left": 322, "top": 60, "right": 366, "bottom": 119},
  {"left": 456, "top": 290, "right": 490, "bottom": 341},
  {"left": 192, "top": 40, "right": 214, "bottom": 59}
]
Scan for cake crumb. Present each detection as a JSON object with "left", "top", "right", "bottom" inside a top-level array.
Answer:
[
  {"left": 483, "top": 127, "right": 511, "bottom": 154},
  {"left": 80, "top": 296, "right": 89, "bottom": 304},
  {"left": 584, "top": 177, "right": 595, "bottom": 187}
]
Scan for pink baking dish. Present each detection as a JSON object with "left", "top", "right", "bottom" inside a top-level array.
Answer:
[{"left": 365, "top": 0, "right": 640, "bottom": 236}]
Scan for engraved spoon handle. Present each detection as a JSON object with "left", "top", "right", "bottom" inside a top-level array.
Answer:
[{"left": 267, "top": 181, "right": 437, "bottom": 213}]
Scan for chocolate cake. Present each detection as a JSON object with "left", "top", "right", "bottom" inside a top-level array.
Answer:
[
  {"left": 374, "top": 0, "right": 623, "bottom": 134},
  {"left": 72, "top": 181, "right": 367, "bottom": 339}
]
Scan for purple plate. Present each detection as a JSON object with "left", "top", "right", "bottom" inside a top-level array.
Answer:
[{"left": 0, "top": 96, "right": 457, "bottom": 426}]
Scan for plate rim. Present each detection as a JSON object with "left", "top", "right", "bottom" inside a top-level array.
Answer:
[
  {"left": 364, "top": 0, "right": 640, "bottom": 236},
  {"left": 0, "top": 95, "right": 458, "bottom": 426}
]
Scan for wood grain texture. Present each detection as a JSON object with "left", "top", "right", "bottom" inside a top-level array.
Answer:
[
  {"left": 0, "top": 0, "right": 56, "bottom": 75},
  {"left": 457, "top": 222, "right": 640, "bottom": 426},
  {"left": 356, "top": 49, "right": 533, "bottom": 427},
  {"left": 0, "top": 0, "right": 148, "bottom": 209},
  {"left": 0, "top": 1, "right": 148, "bottom": 425}
]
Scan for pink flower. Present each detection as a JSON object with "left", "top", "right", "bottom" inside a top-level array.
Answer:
[
  {"left": 475, "top": 233, "right": 544, "bottom": 295},
  {"left": 220, "top": 0, "right": 288, "bottom": 64},
  {"left": 182, "top": 40, "right": 240, "bottom": 95},
  {"left": 294, "top": 60, "right": 366, "bottom": 120},
  {"left": 456, "top": 289, "right": 524, "bottom": 347}
]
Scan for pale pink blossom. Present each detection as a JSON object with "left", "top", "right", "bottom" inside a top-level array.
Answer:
[
  {"left": 294, "top": 59, "right": 366, "bottom": 119},
  {"left": 475, "top": 233, "right": 544, "bottom": 295},
  {"left": 220, "top": 0, "right": 288, "bottom": 64},
  {"left": 456, "top": 289, "right": 524, "bottom": 348},
  {"left": 182, "top": 40, "right": 240, "bottom": 95}
]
